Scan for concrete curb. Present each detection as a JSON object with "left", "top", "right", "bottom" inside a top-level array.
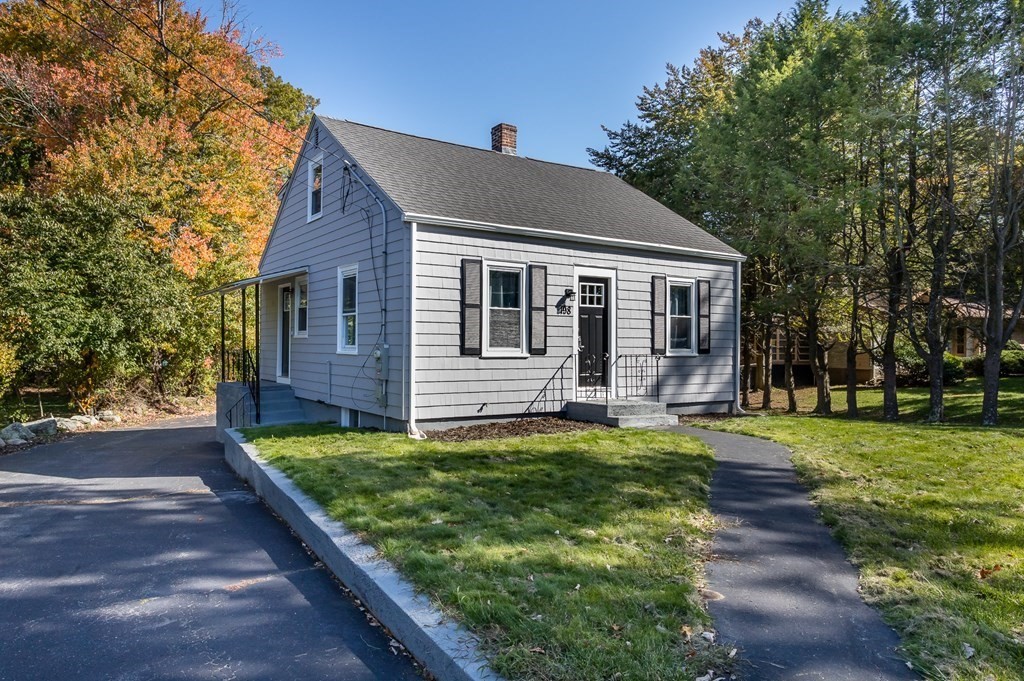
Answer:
[{"left": 223, "top": 428, "right": 502, "bottom": 681}]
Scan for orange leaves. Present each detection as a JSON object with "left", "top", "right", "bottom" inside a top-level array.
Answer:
[
  {"left": 978, "top": 564, "right": 1002, "bottom": 580},
  {"left": 1, "top": 0, "right": 300, "bottom": 279}
]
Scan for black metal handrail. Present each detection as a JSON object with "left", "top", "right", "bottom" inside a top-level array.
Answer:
[
  {"left": 222, "top": 347, "right": 260, "bottom": 425},
  {"left": 242, "top": 348, "right": 260, "bottom": 424},
  {"left": 225, "top": 392, "right": 252, "bottom": 428},
  {"left": 521, "top": 354, "right": 574, "bottom": 417},
  {"left": 608, "top": 354, "right": 662, "bottom": 403}
]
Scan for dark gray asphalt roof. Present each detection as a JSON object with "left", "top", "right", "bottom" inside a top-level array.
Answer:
[{"left": 318, "top": 116, "right": 742, "bottom": 258}]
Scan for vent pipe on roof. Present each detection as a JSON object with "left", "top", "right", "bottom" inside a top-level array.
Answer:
[{"left": 491, "top": 123, "right": 517, "bottom": 155}]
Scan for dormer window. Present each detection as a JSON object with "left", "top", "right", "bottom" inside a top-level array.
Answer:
[{"left": 307, "top": 153, "right": 323, "bottom": 221}]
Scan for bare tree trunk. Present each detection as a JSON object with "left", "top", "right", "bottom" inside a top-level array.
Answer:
[
  {"left": 806, "top": 308, "right": 832, "bottom": 415},
  {"left": 760, "top": 320, "right": 773, "bottom": 410},
  {"left": 846, "top": 294, "right": 860, "bottom": 418},
  {"left": 741, "top": 319, "right": 751, "bottom": 409},
  {"left": 882, "top": 324, "right": 899, "bottom": 420},
  {"left": 926, "top": 348, "right": 944, "bottom": 422},
  {"left": 784, "top": 316, "right": 797, "bottom": 412},
  {"left": 982, "top": 343, "right": 1003, "bottom": 425}
]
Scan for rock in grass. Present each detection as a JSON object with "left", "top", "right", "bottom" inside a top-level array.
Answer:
[
  {"left": 70, "top": 415, "right": 99, "bottom": 426},
  {"left": 97, "top": 411, "right": 121, "bottom": 423},
  {"left": 55, "top": 418, "right": 82, "bottom": 432},
  {"left": 25, "top": 417, "right": 58, "bottom": 436},
  {"left": 0, "top": 423, "right": 35, "bottom": 442},
  {"left": 4, "top": 438, "right": 28, "bottom": 446}
]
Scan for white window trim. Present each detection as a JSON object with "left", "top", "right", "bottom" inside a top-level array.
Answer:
[
  {"left": 294, "top": 276, "right": 309, "bottom": 338},
  {"left": 666, "top": 278, "right": 698, "bottom": 357},
  {"left": 481, "top": 259, "right": 528, "bottom": 359},
  {"left": 307, "top": 152, "right": 324, "bottom": 222},
  {"left": 337, "top": 264, "right": 358, "bottom": 354}
]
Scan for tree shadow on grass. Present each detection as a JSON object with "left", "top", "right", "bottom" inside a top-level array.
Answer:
[{"left": 247, "top": 425, "right": 726, "bottom": 680}]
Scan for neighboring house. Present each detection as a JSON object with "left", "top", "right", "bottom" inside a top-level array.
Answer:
[
  {"left": 755, "top": 295, "right": 1024, "bottom": 393},
  {"left": 935, "top": 297, "right": 1024, "bottom": 358},
  {"left": 212, "top": 116, "right": 745, "bottom": 433},
  {"left": 765, "top": 331, "right": 881, "bottom": 386}
]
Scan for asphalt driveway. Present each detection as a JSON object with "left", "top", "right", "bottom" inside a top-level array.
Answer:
[{"left": 0, "top": 416, "right": 420, "bottom": 681}]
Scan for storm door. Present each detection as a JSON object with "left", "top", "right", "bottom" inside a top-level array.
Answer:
[
  {"left": 577, "top": 277, "right": 610, "bottom": 394},
  {"left": 278, "top": 285, "right": 293, "bottom": 381}
]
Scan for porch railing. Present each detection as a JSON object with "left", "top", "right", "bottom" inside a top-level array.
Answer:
[
  {"left": 607, "top": 353, "right": 662, "bottom": 403},
  {"left": 241, "top": 348, "right": 260, "bottom": 423},
  {"left": 222, "top": 347, "right": 260, "bottom": 426},
  {"left": 225, "top": 392, "right": 252, "bottom": 429}
]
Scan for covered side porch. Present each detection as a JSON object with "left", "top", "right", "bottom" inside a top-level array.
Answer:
[{"left": 200, "top": 267, "right": 308, "bottom": 435}]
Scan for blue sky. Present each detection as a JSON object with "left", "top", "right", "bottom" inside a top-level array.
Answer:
[{"left": 208, "top": 1, "right": 801, "bottom": 167}]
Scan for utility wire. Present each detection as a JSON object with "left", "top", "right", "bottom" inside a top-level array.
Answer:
[
  {"left": 95, "top": 0, "right": 357, "bottom": 174},
  {"left": 36, "top": 0, "right": 309, "bottom": 167}
]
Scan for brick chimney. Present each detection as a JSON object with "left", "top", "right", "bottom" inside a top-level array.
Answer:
[{"left": 491, "top": 123, "right": 517, "bottom": 155}]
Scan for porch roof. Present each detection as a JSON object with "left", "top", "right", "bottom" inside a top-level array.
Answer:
[{"left": 199, "top": 266, "right": 308, "bottom": 296}]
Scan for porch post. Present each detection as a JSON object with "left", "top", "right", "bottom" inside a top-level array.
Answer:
[
  {"left": 255, "top": 284, "right": 261, "bottom": 424},
  {"left": 220, "top": 294, "right": 226, "bottom": 381},
  {"left": 241, "top": 287, "right": 247, "bottom": 380}
]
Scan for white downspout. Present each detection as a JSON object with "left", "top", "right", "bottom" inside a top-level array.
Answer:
[
  {"left": 344, "top": 160, "right": 390, "bottom": 430},
  {"left": 407, "top": 221, "right": 425, "bottom": 439},
  {"left": 735, "top": 260, "right": 745, "bottom": 414}
]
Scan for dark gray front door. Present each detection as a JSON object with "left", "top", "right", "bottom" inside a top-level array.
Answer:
[
  {"left": 578, "top": 277, "right": 610, "bottom": 389},
  {"left": 279, "top": 287, "right": 292, "bottom": 379}
]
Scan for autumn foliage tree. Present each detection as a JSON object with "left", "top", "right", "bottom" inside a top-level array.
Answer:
[{"left": 0, "top": 0, "right": 316, "bottom": 405}]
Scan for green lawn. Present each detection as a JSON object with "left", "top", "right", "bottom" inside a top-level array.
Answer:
[
  {"left": 750, "top": 377, "right": 1024, "bottom": 425},
  {"left": 243, "top": 426, "right": 727, "bottom": 681},
  {"left": 708, "top": 388, "right": 1024, "bottom": 679}
]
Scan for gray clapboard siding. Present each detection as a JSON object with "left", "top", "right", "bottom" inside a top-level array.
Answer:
[
  {"left": 412, "top": 224, "right": 737, "bottom": 422},
  {"left": 259, "top": 122, "right": 409, "bottom": 422}
]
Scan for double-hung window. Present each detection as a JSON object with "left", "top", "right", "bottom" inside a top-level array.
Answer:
[
  {"left": 337, "top": 265, "right": 357, "bottom": 354},
  {"left": 295, "top": 277, "right": 309, "bottom": 338},
  {"left": 483, "top": 262, "right": 527, "bottom": 356},
  {"left": 667, "top": 280, "right": 695, "bottom": 354},
  {"left": 307, "top": 153, "right": 323, "bottom": 221}
]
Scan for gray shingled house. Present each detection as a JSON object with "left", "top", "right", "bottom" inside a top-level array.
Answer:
[{"left": 212, "top": 116, "right": 745, "bottom": 435}]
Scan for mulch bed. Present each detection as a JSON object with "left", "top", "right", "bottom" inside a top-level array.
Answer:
[{"left": 426, "top": 416, "right": 611, "bottom": 443}]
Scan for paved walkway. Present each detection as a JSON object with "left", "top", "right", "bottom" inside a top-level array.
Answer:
[
  {"left": 670, "top": 426, "right": 917, "bottom": 680},
  {"left": 0, "top": 417, "right": 419, "bottom": 681}
]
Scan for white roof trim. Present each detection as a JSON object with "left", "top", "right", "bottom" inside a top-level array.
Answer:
[
  {"left": 198, "top": 266, "right": 309, "bottom": 296},
  {"left": 402, "top": 212, "right": 746, "bottom": 262}
]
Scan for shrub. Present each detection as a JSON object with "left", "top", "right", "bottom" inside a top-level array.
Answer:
[
  {"left": 894, "top": 343, "right": 928, "bottom": 386},
  {"left": 964, "top": 354, "right": 985, "bottom": 377},
  {"left": 944, "top": 353, "right": 966, "bottom": 385},
  {"left": 1001, "top": 349, "right": 1024, "bottom": 376},
  {"left": 894, "top": 343, "right": 965, "bottom": 386},
  {"left": 0, "top": 341, "right": 18, "bottom": 399}
]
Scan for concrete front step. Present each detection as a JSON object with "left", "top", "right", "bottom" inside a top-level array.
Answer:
[
  {"left": 565, "top": 400, "right": 678, "bottom": 428},
  {"left": 252, "top": 383, "right": 307, "bottom": 426},
  {"left": 610, "top": 415, "right": 679, "bottom": 428},
  {"left": 259, "top": 415, "right": 307, "bottom": 426}
]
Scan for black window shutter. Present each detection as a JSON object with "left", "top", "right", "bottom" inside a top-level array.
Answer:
[
  {"left": 652, "top": 276, "right": 667, "bottom": 355},
  {"left": 698, "top": 278, "right": 712, "bottom": 354},
  {"left": 528, "top": 265, "right": 547, "bottom": 355},
  {"left": 461, "top": 259, "right": 483, "bottom": 356}
]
